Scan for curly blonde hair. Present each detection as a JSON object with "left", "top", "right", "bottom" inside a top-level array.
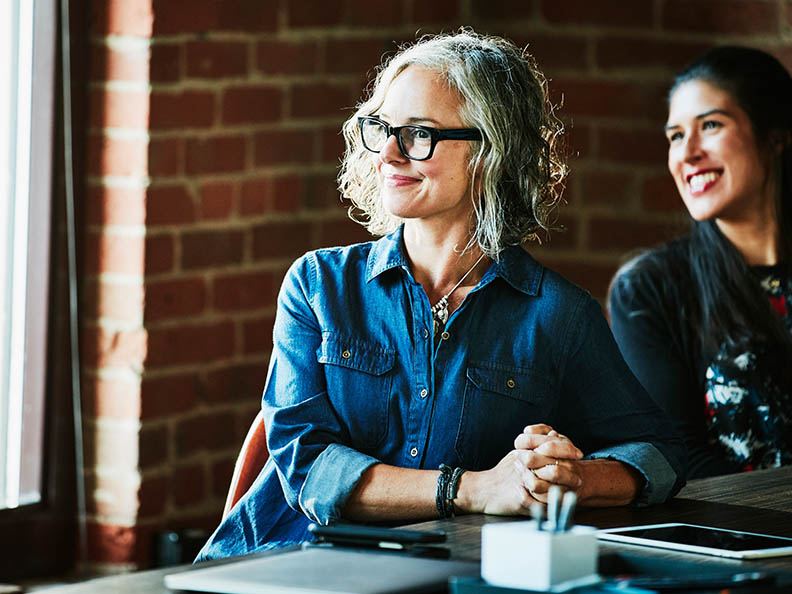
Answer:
[{"left": 338, "top": 29, "right": 567, "bottom": 258}]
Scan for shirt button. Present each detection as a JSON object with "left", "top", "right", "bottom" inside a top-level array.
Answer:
[
  {"left": 420, "top": 389, "right": 428, "bottom": 399},
  {"left": 441, "top": 331, "right": 450, "bottom": 341},
  {"left": 410, "top": 447, "right": 418, "bottom": 457},
  {"left": 506, "top": 379, "right": 515, "bottom": 389},
  {"left": 422, "top": 328, "right": 429, "bottom": 339},
  {"left": 341, "top": 349, "right": 351, "bottom": 359}
]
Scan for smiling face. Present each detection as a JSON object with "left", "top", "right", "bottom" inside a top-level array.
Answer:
[
  {"left": 373, "top": 65, "right": 475, "bottom": 226},
  {"left": 665, "top": 80, "right": 773, "bottom": 225}
]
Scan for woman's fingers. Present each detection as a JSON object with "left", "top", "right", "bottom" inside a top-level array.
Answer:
[
  {"left": 513, "top": 450, "right": 583, "bottom": 492},
  {"left": 513, "top": 432, "right": 583, "bottom": 459}
]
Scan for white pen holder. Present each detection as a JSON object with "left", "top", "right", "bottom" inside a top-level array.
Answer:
[{"left": 481, "top": 521, "right": 598, "bottom": 592}]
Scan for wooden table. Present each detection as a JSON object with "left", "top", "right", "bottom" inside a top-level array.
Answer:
[{"left": 39, "top": 466, "right": 792, "bottom": 593}]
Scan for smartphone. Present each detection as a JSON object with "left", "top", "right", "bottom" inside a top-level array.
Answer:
[{"left": 308, "top": 523, "right": 446, "bottom": 546}]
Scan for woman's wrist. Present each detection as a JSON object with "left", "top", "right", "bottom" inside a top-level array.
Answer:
[{"left": 452, "top": 470, "right": 479, "bottom": 514}]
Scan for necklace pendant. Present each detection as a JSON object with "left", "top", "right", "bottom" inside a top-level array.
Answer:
[{"left": 431, "top": 298, "right": 449, "bottom": 336}]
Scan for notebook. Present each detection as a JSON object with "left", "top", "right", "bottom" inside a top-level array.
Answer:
[{"left": 163, "top": 547, "right": 479, "bottom": 594}]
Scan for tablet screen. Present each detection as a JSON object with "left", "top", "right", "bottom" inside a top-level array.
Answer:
[{"left": 598, "top": 523, "right": 792, "bottom": 558}]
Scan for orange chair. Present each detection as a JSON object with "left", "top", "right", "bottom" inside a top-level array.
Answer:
[{"left": 222, "top": 409, "right": 270, "bottom": 519}]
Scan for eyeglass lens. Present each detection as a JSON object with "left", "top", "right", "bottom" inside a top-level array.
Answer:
[{"left": 360, "top": 119, "right": 433, "bottom": 160}]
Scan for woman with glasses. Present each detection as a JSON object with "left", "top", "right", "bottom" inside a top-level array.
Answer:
[
  {"left": 609, "top": 47, "right": 792, "bottom": 478},
  {"left": 197, "top": 30, "right": 686, "bottom": 560}
]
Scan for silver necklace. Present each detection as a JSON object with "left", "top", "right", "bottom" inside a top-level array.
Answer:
[{"left": 431, "top": 253, "right": 486, "bottom": 335}]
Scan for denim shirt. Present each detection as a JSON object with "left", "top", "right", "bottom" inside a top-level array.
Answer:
[{"left": 197, "top": 227, "right": 686, "bottom": 560}]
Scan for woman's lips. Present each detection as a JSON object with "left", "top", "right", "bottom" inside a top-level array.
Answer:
[
  {"left": 687, "top": 170, "right": 722, "bottom": 195},
  {"left": 384, "top": 174, "right": 420, "bottom": 187}
]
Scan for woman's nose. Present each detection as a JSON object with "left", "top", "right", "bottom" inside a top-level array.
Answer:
[
  {"left": 682, "top": 132, "right": 703, "bottom": 162},
  {"left": 379, "top": 133, "right": 407, "bottom": 163}
]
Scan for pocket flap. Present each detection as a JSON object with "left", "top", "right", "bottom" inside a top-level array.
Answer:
[
  {"left": 316, "top": 334, "right": 395, "bottom": 376},
  {"left": 466, "top": 363, "right": 542, "bottom": 401}
]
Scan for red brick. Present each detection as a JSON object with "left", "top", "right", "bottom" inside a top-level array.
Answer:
[
  {"left": 152, "top": 0, "right": 278, "bottom": 34},
  {"left": 175, "top": 412, "right": 237, "bottom": 456},
  {"left": 578, "top": 170, "right": 635, "bottom": 207},
  {"left": 254, "top": 129, "right": 314, "bottom": 165},
  {"left": 81, "top": 326, "right": 148, "bottom": 370},
  {"left": 92, "top": 0, "right": 153, "bottom": 37},
  {"left": 90, "top": 88, "right": 150, "bottom": 130},
  {"left": 146, "top": 184, "right": 196, "bottom": 225},
  {"left": 586, "top": 216, "right": 680, "bottom": 251},
  {"left": 149, "top": 137, "right": 184, "bottom": 176},
  {"left": 84, "top": 232, "right": 146, "bottom": 276},
  {"left": 145, "top": 234, "right": 176, "bottom": 274},
  {"left": 597, "top": 38, "right": 711, "bottom": 71},
  {"left": 240, "top": 179, "right": 271, "bottom": 215},
  {"left": 146, "top": 321, "right": 236, "bottom": 367},
  {"left": 341, "top": 1, "right": 402, "bottom": 27},
  {"left": 534, "top": 258, "right": 620, "bottom": 302},
  {"left": 150, "top": 43, "right": 182, "bottom": 82},
  {"left": 272, "top": 176, "right": 305, "bottom": 212},
  {"left": 85, "top": 185, "right": 147, "bottom": 226},
  {"left": 150, "top": 90, "right": 215, "bottom": 131},
  {"left": 257, "top": 40, "right": 319, "bottom": 75},
  {"left": 186, "top": 41, "right": 249, "bottom": 79},
  {"left": 291, "top": 83, "right": 354, "bottom": 118},
  {"left": 82, "top": 375, "right": 141, "bottom": 419},
  {"left": 212, "top": 458, "right": 236, "bottom": 498},
  {"left": 499, "top": 32, "right": 589, "bottom": 73},
  {"left": 541, "top": 0, "right": 653, "bottom": 27},
  {"left": 553, "top": 78, "right": 667, "bottom": 120},
  {"left": 139, "top": 475, "right": 169, "bottom": 517},
  {"left": 185, "top": 136, "right": 247, "bottom": 174},
  {"left": 315, "top": 217, "right": 372, "bottom": 249},
  {"left": 324, "top": 38, "right": 390, "bottom": 75},
  {"left": 140, "top": 373, "right": 201, "bottom": 418},
  {"left": 89, "top": 424, "right": 139, "bottom": 469},
  {"left": 204, "top": 362, "right": 269, "bottom": 404},
  {"left": 91, "top": 44, "right": 149, "bottom": 83},
  {"left": 84, "top": 278, "right": 145, "bottom": 322},
  {"left": 302, "top": 172, "right": 341, "bottom": 210},
  {"left": 663, "top": 0, "right": 778, "bottom": 34},
  {"left": 286, "top": 2, "right": 343, "bottom": 27},
  {"left": 541, "top": 212, "right": 580, "bottom": 250},
  {"left": 564, "top": 120, "right": 591, "bottom": 160},
  {"left": 145, "top": 277, "right": 206, "bottom": 321},
  {"left": 321, "top": 126, "right": 345, "bottom": 163},
  {"left": 87, "top": 134, "right": 149, "bottom": 177},
  {"left": 181, "top": 229, "right": 245, "bottom": 269},
  {"left": 200, "top": 182, "right": 236, "bottom": 220},
  {"left": 253, "top": 221, "right": 314, "bottom": 259},
  {"left": 139, "top": 425, "right": 169, "bottom": 468},
  {"left": 243, "top": 315, "right": 275, "bottom": 355},
  {"left": 222, "top": 86, "right": 282, "bottom": 125},
  {"left": 213, "top": 271, "right": 276, "bottom": 311},
  {"left": 413, "top": 0, "right": 461, "bottom": 22},
  {"left": 471, "top": 0, "right": 535, "bottom": 19},
  {"left": 85, "top": 473, "right": 139, "bottom": 518},
  {"left": 172, "top": 464, "right": 207, "bottom": 506},
  {"left": 85, "top": 523, "right": 139, "bottom": 564},
  {"left": 598, "top": 127, "right": 668, "bottom": 166},
  {"left": 642, "top": 173, "right": 686, "bottom": 212}
]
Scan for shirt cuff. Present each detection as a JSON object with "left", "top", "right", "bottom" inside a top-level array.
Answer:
[
  {"left": 586, "top": 442, "right": 677, "bottom": 506},
  {"left": 299, "top": 443, "right": 379, "bottom": 524}
]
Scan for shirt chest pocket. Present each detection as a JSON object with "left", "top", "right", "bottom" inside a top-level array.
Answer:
[
  {"left": 455, "top": 363, "right": 556, "bottom": 469},
  {"left": 316, "top": 333, "right": 396, "bottom": 451}
]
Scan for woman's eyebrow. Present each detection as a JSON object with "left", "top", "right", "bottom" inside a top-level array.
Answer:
[
  {"left": 376, "top": 112, "right": 442, "bottom": 126},
  {"left": 664, "top": 108, "right": 733, "bottom": 131}
]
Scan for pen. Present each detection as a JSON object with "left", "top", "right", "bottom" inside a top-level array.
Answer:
[
  {"left": 557, "top": 490, "right": 577, "bottom": 532},
  {"left": 546, "top": 486, "right": 562, "bottom": 532},
  {"left": 530, "top": 502, "right": 544, "bottom": 531}
]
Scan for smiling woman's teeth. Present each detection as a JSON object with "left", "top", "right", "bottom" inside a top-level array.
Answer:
[{"left": 689, "top": 171, "right": 719, "bottom": 192}]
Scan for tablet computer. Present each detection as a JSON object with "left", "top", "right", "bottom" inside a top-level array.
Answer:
[{"left": 597, "top": 523, "right": 792, "bottom": 559}]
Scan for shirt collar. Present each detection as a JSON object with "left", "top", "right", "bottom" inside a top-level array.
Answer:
[{"left": 366, "top": 225, "right": 543, "bottom": 297}]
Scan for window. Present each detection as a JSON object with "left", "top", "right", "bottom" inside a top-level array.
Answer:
[{"left": 0, "top": 0, "right": 54, "bottom": 511}]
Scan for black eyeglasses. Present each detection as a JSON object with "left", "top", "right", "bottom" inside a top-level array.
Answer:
[{"left": 357, "top": 116, "right": 483, "bottom": 161}]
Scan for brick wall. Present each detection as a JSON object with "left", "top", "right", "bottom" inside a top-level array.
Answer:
[{"left": 80, "top": 0, "right": 792, "bottom": 568}]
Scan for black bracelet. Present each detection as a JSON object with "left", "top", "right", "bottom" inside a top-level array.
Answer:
[
  {"left": 437, "top": 464, "right": 466, "bottom": 518},
  {"left": 436, "top": 465, "right": 451, "bottom": 518}
]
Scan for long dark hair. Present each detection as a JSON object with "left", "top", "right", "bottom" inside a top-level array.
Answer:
[{"left": 670, "top": 46, "right": 792, "bottom": 364}]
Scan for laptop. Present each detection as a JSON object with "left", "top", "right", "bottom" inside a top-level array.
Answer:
[{"left": 164, "top": 547, "right": 478, "bottom": 594}]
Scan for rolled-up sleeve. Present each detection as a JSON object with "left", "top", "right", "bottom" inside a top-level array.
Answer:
[
  {"left": 557, "top": 295, "right": 688, "bottom": 504},
  {"left": 262, "top": 255, "right": 379, "bottom": 524}
]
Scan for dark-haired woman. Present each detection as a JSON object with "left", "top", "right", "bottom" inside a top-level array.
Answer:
[{"left": 609, "top": 46, "right": 792, "bottom": 479}]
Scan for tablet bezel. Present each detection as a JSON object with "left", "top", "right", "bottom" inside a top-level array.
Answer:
[{"left": 597, "top": 522, "right": 792, "bottom": 559}]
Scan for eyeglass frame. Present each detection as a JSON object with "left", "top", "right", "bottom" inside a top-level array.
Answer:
[{"left": 357, "top": 116, "right": 483, "bottom": 161}]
